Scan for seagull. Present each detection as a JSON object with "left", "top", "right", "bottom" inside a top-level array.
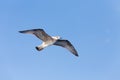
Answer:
[{"left": 19, "top": 29, "right": 78, "bottom": 56}]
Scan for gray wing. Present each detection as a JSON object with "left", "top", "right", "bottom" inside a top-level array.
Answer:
[
  {"left": 54, "top": 40, "right": 78, "bottom": 56},
  {"left": 19, "top": 29, "right": 53, "bottom": 42}
]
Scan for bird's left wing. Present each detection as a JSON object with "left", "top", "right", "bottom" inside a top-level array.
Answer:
[
  {"left": 19, "top": 29, "right": 53, "bottom": 42},
  {"left": 54, "top": 40, "right": 78, "bottom": 56}
]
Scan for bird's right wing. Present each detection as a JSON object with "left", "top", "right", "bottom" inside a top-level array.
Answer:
[
  {"left": 19, "top": 29, "right": 53, "bottom": 42},
  {"left": 54, "top": 40, "right": 78, "bottom": 56}
]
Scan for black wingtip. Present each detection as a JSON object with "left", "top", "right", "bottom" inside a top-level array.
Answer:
[
  {"left": 72, "top": 50, "right": 79, "bottom": 57},
  {"left": 73, "top": 52, "right": 79, "bottom": 57},
  {"left": 19, "top": 30, "right": 28, "bottom": 33},
  {"left": 75, "top": 54, "right": 79, "bottom": 57},
  {"left": 19, "top": 31, "right": 24, "bottom": 33}
]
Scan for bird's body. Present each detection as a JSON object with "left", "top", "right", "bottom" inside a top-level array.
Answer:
[
  {"left": 36, "top": 36, "right": 59, "bottom": 51},
  {"left": 19, "top": 29, "right": 78, "bottom": 57}
]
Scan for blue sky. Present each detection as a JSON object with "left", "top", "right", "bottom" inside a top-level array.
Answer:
[{"left": 0, "top": 0, "right": 120, "bottom": 80}]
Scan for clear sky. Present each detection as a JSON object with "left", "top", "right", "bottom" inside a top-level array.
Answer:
[{"left": 0, "top": 0, "right": 120, "bottom": 80}]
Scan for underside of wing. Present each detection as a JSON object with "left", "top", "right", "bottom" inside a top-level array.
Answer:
[
  {"left": 19, "top": 29, "right": 53, "bottom": 42},
  {"left": 54, "top": 40, "right": 78, "bottom": 56}
]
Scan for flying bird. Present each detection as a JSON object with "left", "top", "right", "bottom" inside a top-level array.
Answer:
[{"left": 19, "top": 29, "right": 78, "bottom": 56}]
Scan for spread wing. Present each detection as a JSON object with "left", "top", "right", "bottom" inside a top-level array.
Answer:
[
  {"left": 19, "top": 29, "right": 53, "bottom": 42},
  {"left": 54, "top": 40, "right": 78, "bottom": 56}
]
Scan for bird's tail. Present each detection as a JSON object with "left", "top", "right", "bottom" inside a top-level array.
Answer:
[{"left": 35, "top": 46, "right": 44, "bottom": 51}]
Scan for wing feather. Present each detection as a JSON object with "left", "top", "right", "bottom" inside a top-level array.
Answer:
[
  {"left": 54, "top": 40, "right": 78, "bottom": 56},
  {"left": 19, "top": 29, "right": 53, "bottom": 42}
]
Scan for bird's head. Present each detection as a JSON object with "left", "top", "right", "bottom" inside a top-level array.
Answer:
[{"left": 52, "top": 36, "right": 61, "bottom": 40}]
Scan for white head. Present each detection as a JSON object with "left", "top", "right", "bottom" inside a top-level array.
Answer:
[{"left": 52, "top": 36, "right": 61, "bottom": 40}]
